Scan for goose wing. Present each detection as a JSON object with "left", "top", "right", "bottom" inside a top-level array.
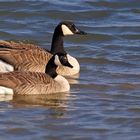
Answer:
[
  {"left": 0, "top": 40, "right": 47, "bottom": 51},
  {"left": 0, "top": 71, "right": 57, "bottom": 95},
  {"left": 0, "top": 48, "right": 52, "bottom": 72}
]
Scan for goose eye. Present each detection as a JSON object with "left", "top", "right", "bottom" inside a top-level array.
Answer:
[
  {"left": 63, "top": 56, "right": 67, "bottom": 60},
  {"left": 70, "top": 24, "right": 76, "bottom": 31},
  {"left": 71, "top": 24, "right": 75, "bottom": 28}
]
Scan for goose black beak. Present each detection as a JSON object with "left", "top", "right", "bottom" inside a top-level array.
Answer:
[
  {"left": 65, "top": 62, "right": 73, "bottom": 68},
  {"left": 60, "top": 56, "right": 73, "bottom": 68},
  {"left": 75, "top": 29, "right": 87, "bottom": 35}
]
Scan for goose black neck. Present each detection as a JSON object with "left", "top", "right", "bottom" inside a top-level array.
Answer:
[
  {"left": 50, "top": 28, "right": 66, "bottom": 54},
  {"left": 45, "top": 57, "right": 57, "bottom": 79}
]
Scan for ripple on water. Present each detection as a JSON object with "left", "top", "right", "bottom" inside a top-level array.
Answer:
[{"left": 0, "top": 0, "right": 140, "bottom": 139}]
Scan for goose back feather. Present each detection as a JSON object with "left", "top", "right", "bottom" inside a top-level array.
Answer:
[{"left": 0, "top": 47, "right": 52, "bottom": 72}]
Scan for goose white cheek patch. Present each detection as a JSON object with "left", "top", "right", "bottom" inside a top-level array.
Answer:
[
  {"left": 61, "top": 25, "right": 74, "bottom": 35},
  {"left": 54, "top": 55, "right": 62, "bottom": 66}
]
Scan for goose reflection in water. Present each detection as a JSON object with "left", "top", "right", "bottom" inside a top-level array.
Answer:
[{"left": 10, "top": 93, "right": 70, "bottom": 118}]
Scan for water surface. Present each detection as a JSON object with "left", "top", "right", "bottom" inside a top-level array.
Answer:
[{"left": 0, "top": 0, "right": 140, "bottom": 140}]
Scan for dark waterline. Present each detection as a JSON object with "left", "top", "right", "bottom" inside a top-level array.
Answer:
[{"left": 0, "top": 0, "right": 140, "bottom": 140}]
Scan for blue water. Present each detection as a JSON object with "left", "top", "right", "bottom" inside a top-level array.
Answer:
[{"left": 0, "top": 0, "right": 140, "bottom": 140}]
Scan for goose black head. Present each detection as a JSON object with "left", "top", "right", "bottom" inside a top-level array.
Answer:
[
  {"left": 45, "top": 53, "right": 73, "bottom": 78},
  {"left": 51, "top": 21, "right": 86, "bottom": 54},
  {"left": 55, "top": 21, "right": 86, "bottom": 36},
  {"left": 54, "top": 53, "right": 73, "bottom": 68}
]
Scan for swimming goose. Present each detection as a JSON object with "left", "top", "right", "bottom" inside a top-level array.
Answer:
[
  {"left": 0, "top": 21, "right": 86, "bottom": 75},
  {"left": 0, "top": 53, "right": 73, "bottom": 95}
]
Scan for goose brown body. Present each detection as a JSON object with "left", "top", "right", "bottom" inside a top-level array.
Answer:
[
  {"left": 0, "top": 41, "right": 80, "bottom": 75},
  {"left": 0, "top": 71, "right": 65, "bottom": 95},
  {"left": 0, "top": 43, "right": 52, "bottom": 72}
]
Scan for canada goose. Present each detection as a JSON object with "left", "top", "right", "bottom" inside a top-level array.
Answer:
[
  {"left": 0, "top": 21, "right": 86, "bottom": 75},
  {"left": 0, "top": 53, "right": 73, "bottom": 95}
]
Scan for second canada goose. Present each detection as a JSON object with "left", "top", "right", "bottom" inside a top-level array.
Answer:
[
  {"left": 0, "top": 21, "right": 86, "bottom": 75},
  {"left": 0, "top": 53, "right": 73, "bottom": 95}
]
